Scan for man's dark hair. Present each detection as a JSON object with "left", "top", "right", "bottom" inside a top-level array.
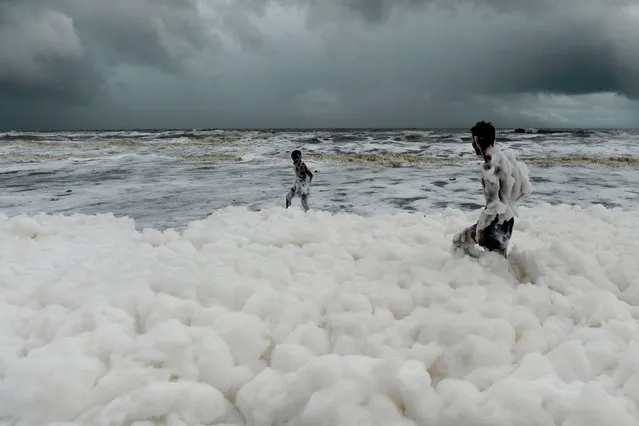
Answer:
[
  {"left": 471, "top": 121, "right": 496, "bottom": 156},
  {"left": 471, "top": 121, "right": 495, "bottom": 143},
  {"left": 291, "top": 150, "right": 302, "bottom": 160}
]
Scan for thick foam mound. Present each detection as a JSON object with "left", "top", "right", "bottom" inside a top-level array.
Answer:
[{"left": 1, "top": 204, "right": 639, "bottom": 425}]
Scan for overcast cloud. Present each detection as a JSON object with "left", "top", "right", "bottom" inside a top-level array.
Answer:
[{"left": 1, "top": 0, "right": 638, "bottom": 130}]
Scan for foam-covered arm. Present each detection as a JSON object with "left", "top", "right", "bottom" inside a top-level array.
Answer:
[{"left": 504, "top": 150, "right": 533, "bottom": 202}]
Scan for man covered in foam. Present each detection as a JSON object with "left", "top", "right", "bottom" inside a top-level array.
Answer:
[{"left": 453, "top": 120, "right": 533, "bottom": 258}]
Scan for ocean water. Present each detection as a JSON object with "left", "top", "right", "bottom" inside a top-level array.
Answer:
[{"left": 2, "top": 128, "right": 638, "bottom": 230}]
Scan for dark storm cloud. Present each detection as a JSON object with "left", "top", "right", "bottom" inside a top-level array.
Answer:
[
  {"left": 0, "top": 0, "right": 214, "bottom": 103},
  {"left": 299, "top": 0, "right": 639, "bottom": 99},
  {"left": 1, "top": 0, "right": 638, "bottom": 129},
  {"left": 302, "top": 0, "right": 635, "bottom": 25},
  {"left": 63, "top": 0, "right": 215, "bottom": 71},
  {"left": 426, "top": 19, "right": 630, "bottom": 98},
  {"left": 0, "top": 6, "right": 99, "bottom": 104}
]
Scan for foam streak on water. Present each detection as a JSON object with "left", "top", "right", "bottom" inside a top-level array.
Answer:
[{"left": 1, "top": 128, "right": 639, "bottom": 229}]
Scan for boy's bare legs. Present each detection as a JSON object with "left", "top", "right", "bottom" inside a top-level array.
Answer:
[
  {"left": 301, "top": 194, "right": 309, "bottom": 212},
  {"left": 286, "top": 183, "right": 310, "bottom": 211}
]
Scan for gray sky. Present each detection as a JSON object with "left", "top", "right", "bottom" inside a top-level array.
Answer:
[{"left": 1, "top": 0, "right": 639, "bottom": 130}]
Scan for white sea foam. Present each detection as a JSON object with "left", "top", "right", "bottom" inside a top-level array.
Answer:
[{"left": 1, "top": 204, "right": 638, "bottom": 425}]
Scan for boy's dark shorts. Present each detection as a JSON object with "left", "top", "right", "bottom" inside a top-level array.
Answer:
[{"left": 482, "top": 217, "right": 515, "bottom": 252}]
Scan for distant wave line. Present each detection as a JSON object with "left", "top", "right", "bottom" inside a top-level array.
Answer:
[
  {"left": 308, "top": 153, "right": 639, "bottom": 168},
  {"left": 1, "top": 151, "right": 638, "bottom": 168}
]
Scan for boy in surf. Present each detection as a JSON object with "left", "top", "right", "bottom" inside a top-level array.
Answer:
[
  {"left": 453, "top": 121, "right": 532, "bottom": 258},
  {"left": 286, "top": 150, "right": 313, "bottom": 211}
]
